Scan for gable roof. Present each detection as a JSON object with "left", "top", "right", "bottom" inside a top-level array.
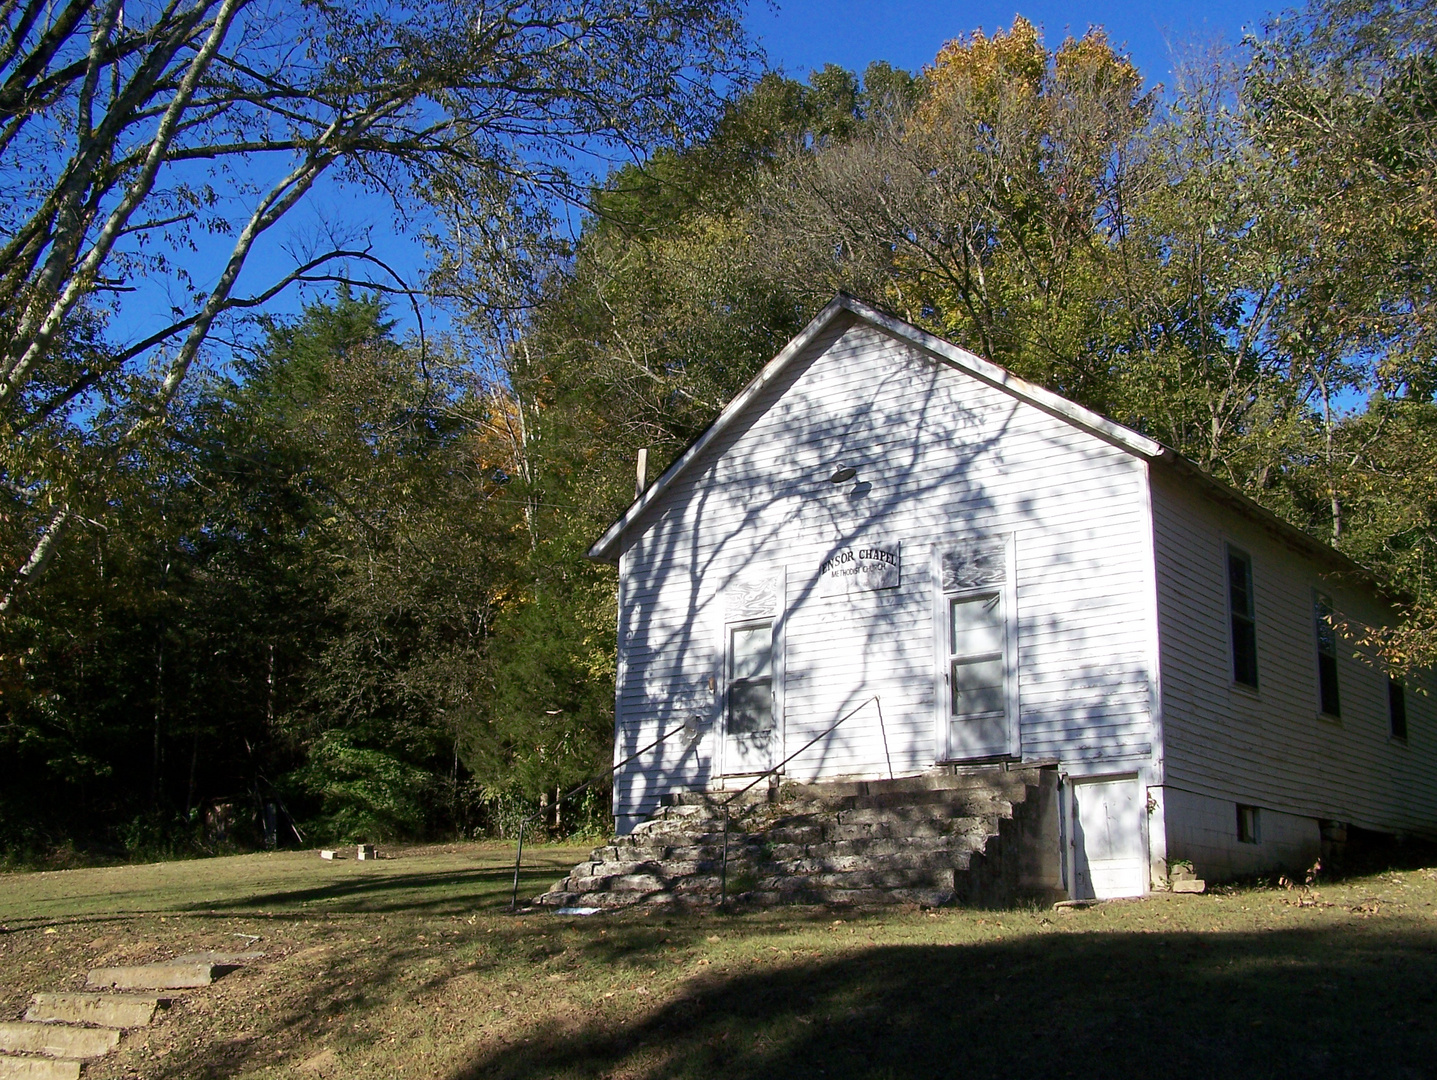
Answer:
[{"left": 586, "top": 294, "right": 1376, "bottom": 591}]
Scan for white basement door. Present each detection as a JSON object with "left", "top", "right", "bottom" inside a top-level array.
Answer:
[{"left": 1071, "top": 777, "right": 1146, "bottom": 899}]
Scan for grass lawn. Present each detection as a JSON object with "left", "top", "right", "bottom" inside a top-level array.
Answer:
[{"left": 2, "top": 843, "right": 1436, "bottom": 1079}]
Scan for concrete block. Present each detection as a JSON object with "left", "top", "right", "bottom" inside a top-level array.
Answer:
[
  {"left": 356, "top": 844, "right": 375, "bottom": 860},
  {"left": 87, "top": 963, "right": 217, "bottom": 989},
  {"left": 25, "top": 994, "right": 159, "bottom": 1028},
  {"left": 0, "top": 1056, "right": 82, "bottom": 1080},
  {"left": 320, "top": 849, "right": 338, "bottom": 860},
  {"left": 0, "top": 1022, "right": 119, "bottom": 1059},
  {"left": 1171, "top": 879, "right": 1207, "bottom": 893}
]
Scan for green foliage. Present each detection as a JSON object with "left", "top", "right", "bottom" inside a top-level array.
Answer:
[
  {"left": 464, "top": 572, "right": 617, "bottom": 795},
  {"left": 8, "top": 0, "right": 1437, "bottom": 861},
  {"left": 526, "top": 4, "right": 1437, "bottom": 675},
  {"left": 289, "top": 733, "right": 438, "bottom": 843}
]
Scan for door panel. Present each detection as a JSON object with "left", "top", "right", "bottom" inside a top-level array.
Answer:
[{"left": 1072, "top": 778, "right": 1146, "bottom": 899}]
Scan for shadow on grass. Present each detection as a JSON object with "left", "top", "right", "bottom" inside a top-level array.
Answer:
[
  {"left": 175, "top": 863, "right": 574, "bottom": 915},
  {"left": 452, "top": 921, "right": 1437, "bottom": 1080}
]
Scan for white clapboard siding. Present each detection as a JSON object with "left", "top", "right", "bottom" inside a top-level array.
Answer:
[
  {"left": 611, "top": 316, "right": 1157, "bottom": 823},
  {"left": 1151, "top": 467, "right": 1437, "bottom": 838}
]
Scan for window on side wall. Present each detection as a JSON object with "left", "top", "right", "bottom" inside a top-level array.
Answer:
[
  {"left": 1389, "top": 678, "right": 1408, "bottom": 741},
  {"left": 1237, "top": 804, "right": 1261, "bottom": 844},
  {"left": 1227, "top": 546, "right": 1258, "bottom": 688},
  {"left": 1314, "top": 593, "right": 1341, "bottom": 718}
]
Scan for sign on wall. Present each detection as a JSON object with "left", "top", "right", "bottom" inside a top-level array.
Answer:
[{"left": 819, "top": 541, "right": 902, "bottom": 595}]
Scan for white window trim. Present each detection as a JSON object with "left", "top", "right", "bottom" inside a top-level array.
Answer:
[{"left": 717, "top": 569, "right": 786, "bottom": 779}]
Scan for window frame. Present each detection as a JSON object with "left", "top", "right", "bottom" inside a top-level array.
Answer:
[
  {"left": 1225, "top": 544, "right": 1259, "bottom": 690},
  {"left": 1236, "top": 804, "right": 1261, "bottom": 845},
  {"left": 947, "top": 590, "right": 1007, "bottom": 726},
  {"left": 1389, "top": 677, "right": 1409, "bottom": 743},
  {"left": 725, "top": 618, "right": 775, "bottom": 739},
  {"left": 1313, "top": 591, "right": 1341, "bottom": 719},
  {"left": 717, "top": 568, "right": 786, "bottom": 779}
]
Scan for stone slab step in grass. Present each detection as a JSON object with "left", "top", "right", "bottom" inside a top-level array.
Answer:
[
  {"left": 0, "top": 1021, "right": 120, "bottom": 1059},
  {"left": 24, "top": 993, "right": 161, "bottom": 1028},
  {"left": 0, "top": 1056, "right": 82, "bottom": 1080},
  {"left": 86, "top": 963, "right": 218, "bottom": 990}
]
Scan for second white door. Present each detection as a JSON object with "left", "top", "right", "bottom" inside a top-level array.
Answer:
[{"left": 1071, "top": 777, "right": 1146, "bottom": 899}]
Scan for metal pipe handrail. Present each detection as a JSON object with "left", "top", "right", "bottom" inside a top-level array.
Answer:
[
  {"left": 719, "top": 694, "right": 883, "bottom": 906},
  {"left": 509, "top": 717, "right": 694, "bottom": 910}
]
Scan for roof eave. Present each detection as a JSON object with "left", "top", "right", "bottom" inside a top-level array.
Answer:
[
  {"left": 1152, "top": 450, "right": 1394, "bottom": 596},
  {"left": 585, "top": 294, "right": 857, "bottom": 562}
]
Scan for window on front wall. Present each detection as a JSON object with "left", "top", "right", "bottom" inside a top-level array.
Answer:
[
  {"left": 1227, "top": 546, "right": 1258, "bottom": 688},
  {"left": 1389, "top": 677, "right": 1408, "bottom": 741},
  {"left": 728, "top": 622, "right": 774, "bottom": 735},
  {"left": 1314, "top": 593, "right": 1341, "bottom": 718},
  {"left": 949, "top": 592, "right": 1006, "bottom": 723}
]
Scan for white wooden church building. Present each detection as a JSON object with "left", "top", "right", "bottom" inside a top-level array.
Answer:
[{"left": 587, "top": 294, "right": 1437, "bottom": 899}]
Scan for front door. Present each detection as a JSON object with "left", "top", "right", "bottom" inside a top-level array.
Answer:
[
  {"left": 723, "top": 620, "right": 777, "bottom": 775},
  {"left": 1071, "top": 777, "right": 1146, "bottom": 898},
  {"left": 944, "top": 590, "right": 1011, "bottom": 760}
]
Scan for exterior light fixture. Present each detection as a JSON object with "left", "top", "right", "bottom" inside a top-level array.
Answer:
[{"left": 829, "top": 464, "right": 857, "bottom": 484}]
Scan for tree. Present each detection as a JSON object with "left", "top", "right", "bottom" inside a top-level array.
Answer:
[
  {"left": 752, "top": 19, "right": 1157, "bottom": 415},
  {"left": 0, "top": 0, "right": 753, "bottom": 614},
  {"left": 1228, "top": 0, "right": 1437, "bottom": 667}
]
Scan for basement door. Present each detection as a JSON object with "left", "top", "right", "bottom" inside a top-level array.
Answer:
[{"left": 1071, "top": 777, "right": 1146, "bottom": 899}]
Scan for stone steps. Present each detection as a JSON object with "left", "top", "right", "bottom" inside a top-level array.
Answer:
[
  {"left": 0, "top": 1057, "right": 82, "bottom": 1080},
  {"left": 24, "top": 996, "right": 159, "bottom": 1030},
  {"left": 1, "top": 952, "right": 260, "bottom": 1077},
  {"left": 85, "top": 963, "right": 217, "bottom": 990},
  {"left": 0, "top": 1025, "right": 118, "bottom": 1061},
  {"left": 660, "top": 769, "right": 1032, "bottom": 806},
  {"left": 539, "top": 764, "right": 1062, "bottom": 910}
]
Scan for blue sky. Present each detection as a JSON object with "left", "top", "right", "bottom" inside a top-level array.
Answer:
[
  {"left": 120, "top": 1, "right": 1286, "bottom": 359},
  {"left": 747, "top": 1, "right": 1279, "bottom": 88}
]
